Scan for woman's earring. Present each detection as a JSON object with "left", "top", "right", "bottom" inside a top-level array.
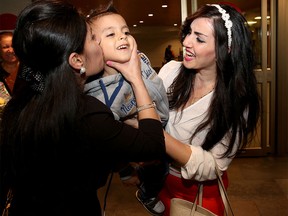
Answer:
[{"left": 80, "top": 66, "right": 86, "bottom": 75}]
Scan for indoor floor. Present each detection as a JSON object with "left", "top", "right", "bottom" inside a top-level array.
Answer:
[{"left": 98, "top": 156, "right": 288, "bottom": 216}]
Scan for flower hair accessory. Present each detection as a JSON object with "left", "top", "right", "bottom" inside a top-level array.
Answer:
[
  {"left": 207, "top": 4, "right": 233, "bottom": 50},
  {"left": 20, "top": 64, "right": 45, "bottom": 92}
]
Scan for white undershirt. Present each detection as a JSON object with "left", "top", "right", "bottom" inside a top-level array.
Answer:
[{"left": 158, "top": 61, "right": 238, "bottom": 181}]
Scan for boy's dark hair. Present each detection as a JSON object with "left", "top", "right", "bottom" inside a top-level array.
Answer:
[{"left": 86, "top": 1, "right": 119, "bottom": 22}]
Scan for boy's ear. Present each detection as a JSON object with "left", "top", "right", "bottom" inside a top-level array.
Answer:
[{"left": 69, "top": 52, "right": 83, "bottom": 70}]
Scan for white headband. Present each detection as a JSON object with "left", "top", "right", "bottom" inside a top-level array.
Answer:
[{"left": 207, "top": 4, "right": 233, "bottom": 50}]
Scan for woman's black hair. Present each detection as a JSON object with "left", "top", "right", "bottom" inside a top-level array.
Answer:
[{"left": 0, "top": 0, "right": 88, "bottom": 202}]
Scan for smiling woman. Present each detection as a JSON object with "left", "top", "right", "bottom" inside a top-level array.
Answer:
[
  {"left": 157, "top": 4, "right": 261, "bottom": 215},
  {"left": 0, "top": 31, "right": 19, "bottom": 97}
]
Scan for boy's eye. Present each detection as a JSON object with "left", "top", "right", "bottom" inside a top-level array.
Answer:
[
  {"left": 125, "top": 31, "right": 131, "bottom": 36},
  {"left": 107, "top": 33, "right": 115, "bottom": 37}
]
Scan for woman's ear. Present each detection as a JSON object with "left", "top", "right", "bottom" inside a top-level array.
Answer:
[{"left": 69, "top": 52, "right": 83, "bottom": 70}]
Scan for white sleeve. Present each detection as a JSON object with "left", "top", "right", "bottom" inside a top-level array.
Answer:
[
  {"left": 158, "top": 61, "right": 182, "bottom": 91},
  {"left": 181, "top": 134, "right": 238, "bottom": 181}
]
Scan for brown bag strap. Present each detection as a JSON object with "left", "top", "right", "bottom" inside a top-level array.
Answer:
[
  {"left": 1, "top": 188, "right": 13, "bottom": 216},
  {"left": 193, "top": 156, "right": 234, "bottom": 216},
  {"left": 213, "top": 156, "right": 234, "bottom": 216}
]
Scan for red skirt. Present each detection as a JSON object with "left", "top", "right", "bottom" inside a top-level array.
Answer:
[{"left": 159, "top": 171, "right": 228, "bottom": 216}]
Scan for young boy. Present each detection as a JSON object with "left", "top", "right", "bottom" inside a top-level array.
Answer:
[{"left": 84, "top": 4, "right": 168, "bottom": 216}]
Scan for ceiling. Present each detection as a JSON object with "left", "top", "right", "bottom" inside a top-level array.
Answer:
[
  {"left": 69, "top": 0, "right": 181, "bottom": 27},
  {"left": 68, "top": 0, "right": 261, "bottom": 28}
]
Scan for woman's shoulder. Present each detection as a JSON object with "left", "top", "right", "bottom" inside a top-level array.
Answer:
[
  {"left": 158, "top": 60, "right": 182, "bottom": 90},
  {"left": 158, "top": 61, "right": 181, "bottom": 78},
  {"left": 83, "top": 94, "right": 112, "bottom": 113}
]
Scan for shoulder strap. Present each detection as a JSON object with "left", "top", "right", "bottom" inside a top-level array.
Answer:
[
  {"left": 213, "top": 157, "right": 234, "bottom": 216},
  {"left": 102, "top": 172, "right": 114, "bottom": 216},
  {"left": 1, "top": 188, "right": 13, "bottom": 216}
]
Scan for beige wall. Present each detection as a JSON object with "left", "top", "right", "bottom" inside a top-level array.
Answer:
[
  {"left": 0, "top": 0, "right": 183, "bottom": 69},
  {"left": 131, "top": 26, "right": 182, "bottom": 69},
  {"left": 277, "top": 0, "right": 288, "bottom": 155},
  {"left": 0, "top": 0, "right": 31, "bottom": 15}
]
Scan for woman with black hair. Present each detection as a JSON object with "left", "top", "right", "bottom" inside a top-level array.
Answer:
[
  {"left": 159, "top": 4, "right": 261, "bottom": 215},
  {"left": 0, "top": 1, "right": 165, "bottom": 215}
]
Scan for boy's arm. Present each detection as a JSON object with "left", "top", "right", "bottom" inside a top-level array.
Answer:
[{"left": 139, "top": 51, "right": 169, "bottom": 126}]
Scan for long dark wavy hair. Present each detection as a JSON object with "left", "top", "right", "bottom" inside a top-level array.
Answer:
[
  {"left": 0, "top": 0, "right": 87, "bottom": 202},
  {"left": 168, "top": 4, "right": 261, "bottom": 157}
]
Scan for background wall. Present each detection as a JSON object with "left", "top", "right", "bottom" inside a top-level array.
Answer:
[
  {"left": 0, "top": 0, "right": 182, "bottom": 69},
  {"left": 277, "top": 0, "right": 288, "bottom": 155},
  {"left": 0, "top": 0, "right": 31, "bottom": 32},
  {"left": 0, "top": 0, "right": 31, "bottom": 15},
  {"left": 131, "top": 26, "right": 182, "bottom": 69}
]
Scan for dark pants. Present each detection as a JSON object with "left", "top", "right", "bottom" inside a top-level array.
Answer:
[{"left": 137, "top": 160, "right": 168, "bottom": 200}]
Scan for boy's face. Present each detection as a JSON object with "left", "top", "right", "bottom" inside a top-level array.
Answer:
[{"left": 91, "top": 13, "right": 134, "bottom": 63}]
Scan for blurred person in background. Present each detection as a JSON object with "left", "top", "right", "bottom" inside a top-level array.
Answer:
[{"left": 0, "top": 31, "right": 19, "bottom": 96}]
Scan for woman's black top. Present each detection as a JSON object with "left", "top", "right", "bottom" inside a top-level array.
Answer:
[{"left": 2, "top": 95, "right": 165, "bottom": 216}]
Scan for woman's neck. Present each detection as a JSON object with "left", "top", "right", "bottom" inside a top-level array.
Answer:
[
  {"left": 195, "top": 68, "right": 217, "bottom": 84},
  {"left": 184, "top": 71, "right": 216, "bottom": 108},
  {"left": 1, "top": 61, "right": 19, "bottom": 74}
]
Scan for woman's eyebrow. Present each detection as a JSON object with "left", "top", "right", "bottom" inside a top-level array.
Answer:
[{"left": 194, "top": 31, "right": 208, "bottom": 38}]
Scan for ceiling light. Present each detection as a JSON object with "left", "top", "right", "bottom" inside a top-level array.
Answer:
[
  {"left": 255, "top": 16, "right": 271, "bottom": 20},
  {"left": 174, "top": 24, "right": 177, "bottom": 26},
  {"left": 139, "top": 20, "right": 144, "bottom": 23},
  {"left": 148, "top": 14, "right": 153, "bottom": 17},
  {"left": 133, "top": 24, "right": 137, "bottom": 27},
  {"left": 162, "top": 4, "right": 168, "bottom": 8},
  {"left": 247, "top": 21, "right": 257, "bottom": 25}
]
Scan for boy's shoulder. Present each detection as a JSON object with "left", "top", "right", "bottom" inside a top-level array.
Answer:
[
  {"left": 137, "top": 51, "right": 157, "bottom": 80},
  {"left": 137, "top": 51, "right": 151, "bottom": 66}
]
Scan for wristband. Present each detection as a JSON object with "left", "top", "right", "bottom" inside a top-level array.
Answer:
[{"left": 136, "top": 101, "right": 156, "bottom": 113}]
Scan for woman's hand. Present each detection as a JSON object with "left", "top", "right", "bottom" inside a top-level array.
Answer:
[
  {"left": 106, "top": 36, "right": 141, "bottom": 84},
  {"left": 106, "top": 36, "right": 159, "bottom": 121}
]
